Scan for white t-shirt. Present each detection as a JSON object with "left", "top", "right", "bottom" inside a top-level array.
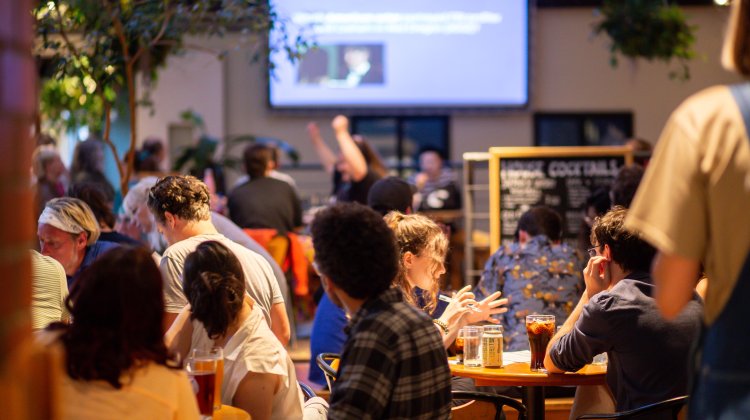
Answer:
[
  {"left": 160, "top": 233, "right": 284, "bottom": 326},
  {"left": 191, "top": 304, "right": 303, "bottom": 420},
  {"left": 61, "top": 362, "right": 200, "bottom": 420}
]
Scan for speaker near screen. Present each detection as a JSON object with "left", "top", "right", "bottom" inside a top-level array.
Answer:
[{"left": 268, "top": 0, "right": 529, "bottom": 111}]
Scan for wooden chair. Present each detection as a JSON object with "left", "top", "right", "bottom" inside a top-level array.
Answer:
[
  {"left": 576, "top": 396, "right": 688, "bottom": 420},
  {"left": 315, "top": 353, "right": 340, "bottom": 391},
  {"left": 452, "top": 391, "right": 528, "bottom": 420}
]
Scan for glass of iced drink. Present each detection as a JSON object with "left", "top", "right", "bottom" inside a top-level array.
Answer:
[
  {"left": 455, "top": 328, "right": 465, "bottom": 364},
  {"left": 526, "top": 314, "right": 555, "bottom": 372}
]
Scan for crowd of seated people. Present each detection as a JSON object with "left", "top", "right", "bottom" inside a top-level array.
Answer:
[{"left": 26, "top": 9, "right": 750, "bottom": 413}]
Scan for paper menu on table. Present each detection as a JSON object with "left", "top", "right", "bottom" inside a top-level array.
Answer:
[{"left": 503, "top": 350, "right": 531, "bottom": 366}]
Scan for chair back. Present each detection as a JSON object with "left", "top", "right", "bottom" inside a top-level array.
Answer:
[
  {"left": 315, "top": 353, "right": 340, "bottom": 391},
  {"left": 576, "top": 396, "right": 688, "bottom": 420},
  {"left": 451, "top": 391, "right": 527, "bottom": 420},
  {"left": 298, "top": 381, "right": 316, "bottom": 401}
]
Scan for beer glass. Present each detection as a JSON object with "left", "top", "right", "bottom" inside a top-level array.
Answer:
[
  {"left": 186, "top": 352, "right": 217, "bottom": 417},
  {"left": 463, "top": 326, "right": 483, "bottom": 367},
  {"left": 455, "top": 328, "right": 465, "bottom": 364},
  {"left": 482, "top": 325, "right": 503, "bottom": 368},
  {"left": 526, "top": 314, "right": 555, "bottom": 372},
  {"left": 192, "top": 348, "right": 224, "bottom": 410}
]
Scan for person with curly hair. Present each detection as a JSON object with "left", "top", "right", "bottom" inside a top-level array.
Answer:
[
  {"left": 384, "top": 212, "right": 506, "bottom": 348},
  {"left": 41, "top": 246, "right": 199, "bottom": 419},
  {"left": 147, "top": 175, "right": 290, "bottom": 343},
  {"left": 166, "top": 241, "right": 303, "bottom": 420}
]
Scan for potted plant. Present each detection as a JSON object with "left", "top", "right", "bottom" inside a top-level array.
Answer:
[{"left": 594, "top": 0, "right": 698, "bottom": 81}]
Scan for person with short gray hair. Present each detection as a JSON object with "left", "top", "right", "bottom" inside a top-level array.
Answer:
[{"left": 37, "top": 197, "right": 119, "bottom": 287}]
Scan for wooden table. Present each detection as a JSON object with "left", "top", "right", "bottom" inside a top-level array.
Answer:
[
  {"left": 214, "top": 404, "right": 251, "bottom": 420},
  {"left": 450, "top": 360, "right": 606, "bottom": 420}
]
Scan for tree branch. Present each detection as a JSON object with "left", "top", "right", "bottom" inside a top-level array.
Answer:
[{"left": 131, "top": 2, "right": 174, "bottom": 64}]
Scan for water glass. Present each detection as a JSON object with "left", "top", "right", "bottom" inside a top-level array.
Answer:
[{"left": 463, "top": 326, "right": 483, "bottom": 367}]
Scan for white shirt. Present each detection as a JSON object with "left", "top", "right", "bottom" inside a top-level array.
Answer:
[
  {"left": 191, "top": 304, "right": 303, "bottom": 419},
  {"left": 160, "top": 233, "right": 284, "bottom": 327}
]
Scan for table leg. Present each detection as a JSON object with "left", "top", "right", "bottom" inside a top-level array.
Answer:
[{"left": 522, "top": 386, "right": 546, "bottom": 420}]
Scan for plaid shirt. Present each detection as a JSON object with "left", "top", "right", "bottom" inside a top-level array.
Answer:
[{"left": 328, "top": 288, "right": 451, "bottom": 420}]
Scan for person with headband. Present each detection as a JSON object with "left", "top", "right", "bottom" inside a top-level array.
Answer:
[{"left": 37, "top": 197, "right": 119, "bottom": 287}]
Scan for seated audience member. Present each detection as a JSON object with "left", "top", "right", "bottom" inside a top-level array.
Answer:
[
  {"left": 30, "top": 250, "right": 69, "bottom": 330},
  {"left": 308, "top": 175, "right": 416, "bottom": 387},
  {"left": 544, "top": 207, "right": 703, "bottom": 412},
  {"left": 306, "top": 117, "right": 387, "bottom": 205},
  {"left": 147, "top": 175, "right": 290, "bottom": 343},
  {"left": 133, "top": 137, "right": 166, "bottom": 173},
  {"left": 408, "top": 148, "right": 461, "bottom": 211},
  {"left": 70, "top": 139, "right": 116, "bottom": 204},
  {"left": 233, "top": 143, "right": 297, "bottom": 189},
  {"left": 385, "top": 212, "right": 506, "bottom": 348},
  {"left": 578, "top": 187, "right": 611, "bottom": 261},
  {"left": 307, "top": 203, "right": 452, "bottom": 419},
  {"left": 42, "top": 247, "right": 199, "bottom": 419},
  {"left": 68, "top": 182, "right": 141, "bottom": 245},
  {"left": 610, "top": 164, "right": 645, "bottom": 208},
  {"left": 37, "top": 197, "right": 119, "bottom": 287},
  {"left": 367, "top": 176, "right": 414, "bottom": 216},
  {"left": 475, "top": 206, "right": 582, "bottom": 350},
  {"left": 166, "top": 241, "right": 303, "bottom": 420},
  {"left": 32, "top": 144, "right": 67, "bottom": 215},
  {"left": 228, "top": 144, "right": 302, "bottom": 235}
]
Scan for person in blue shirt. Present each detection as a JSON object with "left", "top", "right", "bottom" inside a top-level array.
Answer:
[{"left": 37, "top": 197, "right": 119, "bottom": 287}]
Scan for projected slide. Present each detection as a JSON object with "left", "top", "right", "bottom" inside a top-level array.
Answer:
[{"left": 269, "top": 0, "right": 529, "bottom": 109}]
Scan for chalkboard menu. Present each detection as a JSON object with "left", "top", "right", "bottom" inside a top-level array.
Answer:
[{"left": 489, "top": 147, "right": 633, "bottom": 251}]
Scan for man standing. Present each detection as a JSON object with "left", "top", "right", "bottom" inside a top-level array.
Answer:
[
  {"left": 475, "top": 206, "right": 581, "bottom": 350},
  {"left": 544, "top": 207, "right": 702, "bottom": 412},
  {"left": 309, "top": 203, "right": 451, "bottom": 419},
  {"left": 148, "top": 175, "right": 290, "bottom": 344}
]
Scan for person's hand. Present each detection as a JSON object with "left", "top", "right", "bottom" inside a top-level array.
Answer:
[
  {"left": 306, "top": 122, "right": 320, "bottom": 140},
  {"left": 414, "top": 172, "right": 428, "bottom": 190},
  {"left": 439, "top": 285, "right": 475, "bottom": 332},
  {"left": 464, "top": 291, "right": 508, "bottom": 325},
  {"left": 583, "top": 255, "right": 611, "bottom": 298},
  {"left": 331, "top": 115, "right": 349, "bottom": 133}
]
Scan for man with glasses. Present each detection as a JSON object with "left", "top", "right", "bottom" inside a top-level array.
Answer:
[
  {"left": 544, "top": 206, "right": 703, "bottom": 412},
  {"left": 475, "top": 206, "right": 582, "bottom": 351}
]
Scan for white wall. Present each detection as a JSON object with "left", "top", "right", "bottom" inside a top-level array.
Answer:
[{"left": 141, "top": 7, "right": 740, "bottom": 194}]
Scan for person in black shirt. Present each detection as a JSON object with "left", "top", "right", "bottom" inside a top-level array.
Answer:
[{"left": 228, "top": 144, "right": 302, "bottom": 235}]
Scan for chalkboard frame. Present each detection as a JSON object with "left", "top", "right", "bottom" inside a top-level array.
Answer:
[{"left": 488, "top": 146, "right": 634, "bottom": 252}]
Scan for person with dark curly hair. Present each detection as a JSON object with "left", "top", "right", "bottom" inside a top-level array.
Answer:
[
  {"left": 165, "top": 241, "right": 303, "bottom": 420},
  {"left": 305, "top": 203, "right": 451, "bottom": 419},
  {"left": 41, "top": 246, "right": 199, "bottom": 419},
  {"left": 544, "top": 207, "right": 702, "bottom": 413},
  {"left": 147, "top": 175, "right": 290, "bottom": 343}
]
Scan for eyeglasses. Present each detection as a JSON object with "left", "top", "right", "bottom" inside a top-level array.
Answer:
[{"left": 587, "top": 245, "right": 601, "bottom": 258}]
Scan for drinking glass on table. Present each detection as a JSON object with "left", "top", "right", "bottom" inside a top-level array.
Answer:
[
  {"left": 191, "top": 347, "right": 225, "bottom": 410},
  {"left": 526, "top": 314, "right": 555, "bottom": 372},
  {"left": 463, "top": 326, "right": 483, "bottom": 367},
  {"left": 186, "top": 351, "right": 218, "bottom": 418},
  {"left": 455, "top": 328, "right": 466, "bottom": 364}
]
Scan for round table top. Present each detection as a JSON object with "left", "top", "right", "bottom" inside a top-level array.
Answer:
[
  {"left": 214, "top": 405, "right": 251, "bottom": 420},
  {"left": 450, "top": 360, "right": 607, "bottom": 387}
]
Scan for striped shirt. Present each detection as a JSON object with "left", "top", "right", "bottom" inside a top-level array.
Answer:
[
  {"left": 328, "top": 288, "right": 451, "bottom": 420},
  {"left": 30, "top": 250, "right": 69, "bottom": 329}
]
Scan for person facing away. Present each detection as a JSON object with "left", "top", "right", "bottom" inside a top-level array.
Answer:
[
  {"left": 67, "top": 182, "right": 141, "bottom": 246},
  {"left": 147, "top": 175, "right": 290, "bottom": 344},
  {"left": 544, "top": 207, "right": 703, "bottom": 412},
  {"left": 475, "top": 206, "right": 582, "bottom": 350},
  {"left": 37, "top": 197, "right": 119, "bottom": 288},
  {"left": 40, "top": 246, "right": 200, "bottom": 420},
  {"left": 624, "top": 3, "right": 750, "bottom": 416},
  {"left": 228, "top": 143, "right": 302, "bottom": 235},
  {"left": 165, "top": 241, "right": 303, "bottom": 420},
  {"left": 307, "top": 203, "right": 452, "bottom": 419}
]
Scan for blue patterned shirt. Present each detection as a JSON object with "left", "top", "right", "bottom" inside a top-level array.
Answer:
[{"left": 475, "top": 235, "right": 582, "bottom": 351}]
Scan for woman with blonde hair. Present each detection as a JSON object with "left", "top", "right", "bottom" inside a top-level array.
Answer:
[{"left": 384, "top": 212, "right": 507, "bottom": 347}]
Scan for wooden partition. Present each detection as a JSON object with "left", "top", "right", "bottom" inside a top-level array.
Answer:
[{"left": 488, "top": 147, "right": 633, "bottom": 252}]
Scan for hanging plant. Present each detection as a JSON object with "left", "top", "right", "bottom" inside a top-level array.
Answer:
[{"left": 594, "top": 0, "right": 698, "bottom": 81}]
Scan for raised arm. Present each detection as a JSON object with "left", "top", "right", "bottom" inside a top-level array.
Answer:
[
  {"left": 306, "top": 122, "right": 337, "bottom": 174},
  {"left": 164, "top": 305, "right": 194, "bottom": 361},
  {"left": 652, "top": 251, "right": 701, "bottom": 320},
  {"left": 331, "top": 115, "right": 368, "bottom": 182}
]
